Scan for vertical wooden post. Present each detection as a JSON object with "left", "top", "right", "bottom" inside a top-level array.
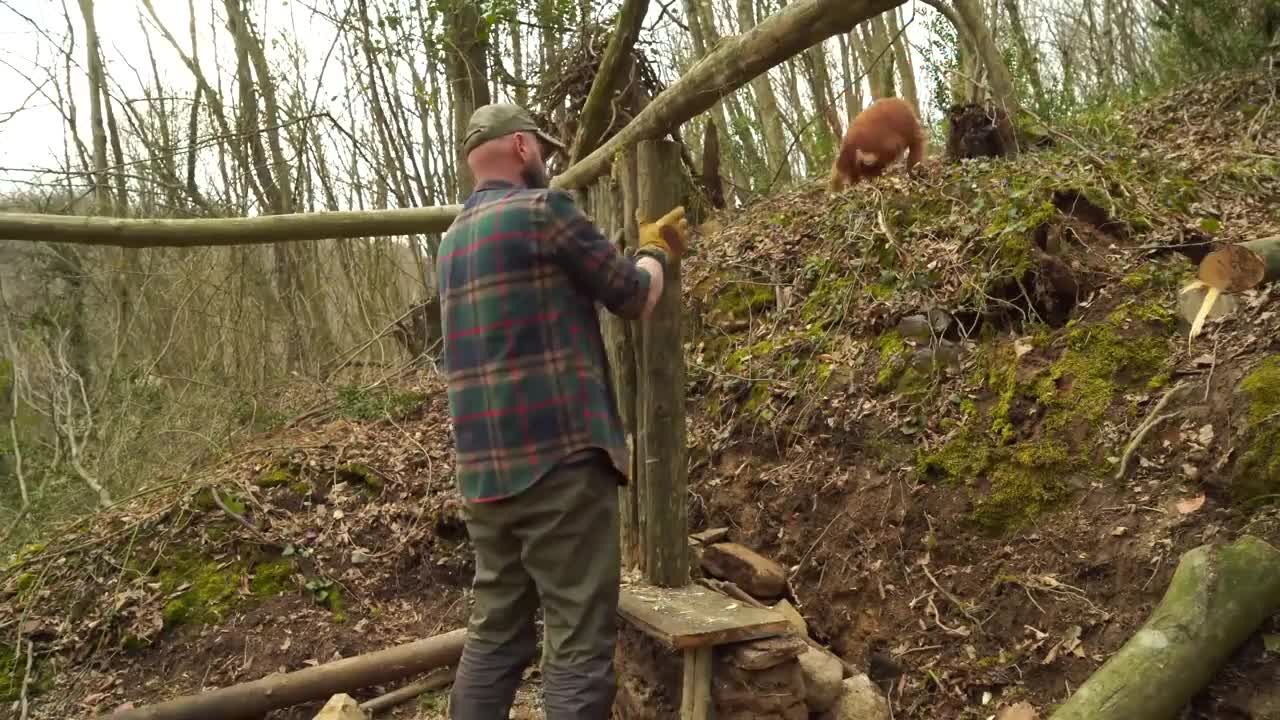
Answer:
[
  {"left": 636, "top": 138, "right": 689, "bottom": 588},
  {"left": 611, "top": 150, "right": 643, "bottom": 570}
]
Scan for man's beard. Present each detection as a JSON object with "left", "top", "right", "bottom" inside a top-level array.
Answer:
[{"left": 520, "top": 160, "right": 549, "bottom": 189}]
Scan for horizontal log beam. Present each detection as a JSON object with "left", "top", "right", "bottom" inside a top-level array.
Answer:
[
  {"left": 109, "top": 628, "right": 466, "bottom": 720},
  {"left": 549, "top": 0, "right": 904, "bottom": 191},
  {"left": 0, "top": 205, "right": 463, "bottom": 248}
]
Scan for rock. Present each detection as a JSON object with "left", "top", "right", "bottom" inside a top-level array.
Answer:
[
  {"left": 897, "top": 309, "right": 954, "bottom": 342},
  {"left": 910, "top": 341, "right": 963, "bottom": 374},
  {"left": 926, "top": 307, "right": 955, "bottom": 334},
  {"left": 724, "top": 634, "right": 808, "bottom": 671},
  {"left": 715, "top": 657, "right": 808, "bottom": 720},
  {"left": 820, "top": 674, "right": 890, "bottom": 720},
  {"left": 691, "top": 527, "right": 730, "bottom": 545},
  {"left": 773, "top": 599, "right": 808, "bottom": 636},
  {"left": 896, "top": 314, "right": 932, "bottom": 341},
  {"left": 701, "top": 542, "right": 787, "bottom": 600},
  {"left": 313, "top": 693, "right": 368, "bottom": 720},
  {"left": 799, "top": 647, "right": 844, "bottom": 712}
]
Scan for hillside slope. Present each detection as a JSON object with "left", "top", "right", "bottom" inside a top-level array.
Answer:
[{"left": 3, "top": 69, "right": 1280, "bottom": 720}]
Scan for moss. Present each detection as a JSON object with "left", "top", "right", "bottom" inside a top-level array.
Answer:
[
  {"left": 289, "top": 480, "right": 312, "bottom": 496},
  {"left": 918, "top": 431, "right": 991, "bottom": 485},
  {"left": 1234, "top": 356, "right": 1280, "bottom": 504},
  {"left": 255, "top": 461, "right": 297, "bottom": 488},
  {"left": 1033, "top": 315, "right": 1170, "bottom": 431},
  {"left": 743, "top": 383, "right": 774, "bottom": 420},
  {"left": 970, "top": 438, "right": 1073, "bottom": 534},
  {"left": 159, "top": 554, "right": 244, "bottom": 628},
  {"left": 337, "top": 463, "right": 384, "bottom": 492},
  {"left": 0, "top": 642, "right": 50, "bottom": 702},
  {"left": 711, "top": 280, "right": 775, "bottom": 321},
  {"left": 874, "top": 329, "right": 910, "bottom": 390},
  {"left": 336, "top": 385, "right": 426, "bottom": 422},
  {"left": 249, "top": 559, "right": 296, "bottom": 596},
  {"left": 799, "top": 274, "right": 855, "bottom": 330},
  {"left": 194, "top": 487, "right": 246, "bottom": 515}
]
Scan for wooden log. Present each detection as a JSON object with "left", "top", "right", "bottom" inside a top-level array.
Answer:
[
  {"left": 569, "top": 0, "right": 650, "bottom": 164},
  {"left": 1048, "top": 535, "right": 1280, "bottom": 720},
  {"left": 109, "top": 628, "right": 466, "bottom": 720},
  {"left": 549, "top": 0, "right": 903, "bottom": 191},
  {"left": 358, "top": 668, "right": 455, "bottom": 715},
  {"left": 0, "top": 205, "right": 462, "bottom": 248},
  {"left": 1180, "top": 235, "right": 1280, "bottom": 338},
  {"left": 636, "top": 139, "right": 689, "bottom": 588}
]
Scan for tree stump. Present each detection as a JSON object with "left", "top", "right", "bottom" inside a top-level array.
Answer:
[{"left": 945, "top": 103, "right": 1017, "bottom": 161}]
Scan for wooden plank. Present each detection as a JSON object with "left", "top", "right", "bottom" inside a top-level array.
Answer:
[
  {"left": 679, "top": 647, "right": 712, "bottom": 720},
  {"left": 618, "top": 583, "right": 791, "bottom": 650}
]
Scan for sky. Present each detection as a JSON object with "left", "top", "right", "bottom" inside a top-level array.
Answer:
[{"left": 0, "top": 0, "right": 942, "bottom": 197}]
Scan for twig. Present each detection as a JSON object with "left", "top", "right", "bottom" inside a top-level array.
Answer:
[
  {"left": 1115, "top": 381, "right": 1188, "bottom": 481},
  {"left": 19, "top": 639, "right": 33, "bottom": 720},
  {"left": 209, "top": 486, "right": 280, "bottom": 549},
  {"left": 920, "top": 564, "right": 983, "bottom": 630}
]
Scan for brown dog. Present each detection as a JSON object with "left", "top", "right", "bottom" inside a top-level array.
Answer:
[{"left": 828, "top": 97, "right": 926, "bottom": 192}]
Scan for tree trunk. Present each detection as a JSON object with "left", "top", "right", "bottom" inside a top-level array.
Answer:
[
  {"left": 1002, "top": 0, "right": 1046, "bottom": 111},
  {"left": 685, "top": 0, "right": 761, "bottom": 196},
  {"left": 547, "top": 0, "right": 904, "bottom": 192},
  {"left": 887, "top": 7, "right": 920, "bottom": 115},
  {"left": 570, "top": 0, "right": 650, "bottom": 163},
  {"left": 445, "top": 0, "right": 492, "bottom": 200},
  {"left": 803, "top": 43, "right": 843, "bottom": 145},
  {"left": 855, "top": 21, "right": 894, "bottom": 100},
  {"left": 108, "top": 629, "right": 466, "bottom": 720},
  {"left": 1048, "top": 535, "right": 1280, "bottom": 720},
  {"left": 76, "top": 0, "right": 110, "bottom": 213},
  {"left": 838, "top": 32, "right": 863, "bottom": 125},
  {"left": 950, "top": 0, "right": 1022, "bottom": 119},
  {"left": 736, "top": 0, "right": 794, "bottom": 185}
]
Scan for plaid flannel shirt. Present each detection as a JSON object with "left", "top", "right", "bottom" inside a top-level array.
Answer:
[{"left": 436, "top": 179, "right": 651, "bottom": 502}]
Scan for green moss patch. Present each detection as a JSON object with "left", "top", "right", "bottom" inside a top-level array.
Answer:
[
  {"left": 255, "top": 460, "right": 298, "bottom": 488},
  {"left": 336, "top": 385, "right": 426, "bottom": 422},
  {"left": 337, "top": 463, "right": 384, "bottom": 493},
  {"left": 1235, "top": 356, "right": 1280, "bottom": 504},
  {"left": 159, "top": 554, "right": 244, "bottom": 628}
]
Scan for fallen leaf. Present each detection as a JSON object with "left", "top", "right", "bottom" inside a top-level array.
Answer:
[
  {"left": 1112, "top": 526, "right": 1129, "bottom": 537},
  {"left": 995, "top": 701, "right": 1039, "bottom": 720},
  {"left": 1182, "top": 463, "right": 1200, "bottom": 480},
  {"left": 1176, "top": 494, "right": 1206, "bottom": 514}
]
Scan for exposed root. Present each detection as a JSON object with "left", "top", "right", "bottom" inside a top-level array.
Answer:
[{"left": 1114, "top": 381, "right": 1189, "bottom": 481}]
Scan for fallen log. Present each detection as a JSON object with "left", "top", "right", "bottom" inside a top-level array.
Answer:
[
  {"left": 110, "top": 628, "right": 466, "bottom": 720},
  {"left": 1180, "top": 235, "right": 1280, "bottom": 338},
  {"left": 0, "top": 204, "right": 463, "bottom": 248},
  {"left": 1048, "top": 535, "right": 1280, "bottom": 720},
  {"left": 359, "top": 667, "right": 455, "bottom": 716}
]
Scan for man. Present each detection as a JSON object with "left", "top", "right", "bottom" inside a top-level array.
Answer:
[{"left": 437, "top": 102, "right": 690, "bottom": 719}]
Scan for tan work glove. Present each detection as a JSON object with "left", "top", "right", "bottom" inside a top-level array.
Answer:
[{"left": 636, "top": 206, "right": 691, "bottom": 264}]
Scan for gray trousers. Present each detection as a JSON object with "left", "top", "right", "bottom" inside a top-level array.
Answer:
[{"left": 449, "top": 453, "right": 621, "bottom": 720}]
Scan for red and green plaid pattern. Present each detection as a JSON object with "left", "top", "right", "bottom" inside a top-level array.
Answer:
[{"left": 437, "top": 180, "right": 651, "bottom": 502}]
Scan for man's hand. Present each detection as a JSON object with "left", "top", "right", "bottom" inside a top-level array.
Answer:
[{"left": 636, "top": 206, "right": 691, "bottom": 263}]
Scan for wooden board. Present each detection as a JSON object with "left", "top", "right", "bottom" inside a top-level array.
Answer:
[{"left": 618, "top": 583, "right": 792, "bottom": 650}]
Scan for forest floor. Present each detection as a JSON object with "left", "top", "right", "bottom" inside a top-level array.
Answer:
[{"left": 3, "top": 68, "right": 1280, "bottom": 720}]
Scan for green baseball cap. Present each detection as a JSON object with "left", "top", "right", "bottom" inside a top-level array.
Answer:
[{"left": 461, "top": 103, "right": 566, "bottom": 157}]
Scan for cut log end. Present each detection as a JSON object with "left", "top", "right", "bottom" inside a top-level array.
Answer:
[{"left": 1198, "top": 243, "right": 1266, "bottom": 293}]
